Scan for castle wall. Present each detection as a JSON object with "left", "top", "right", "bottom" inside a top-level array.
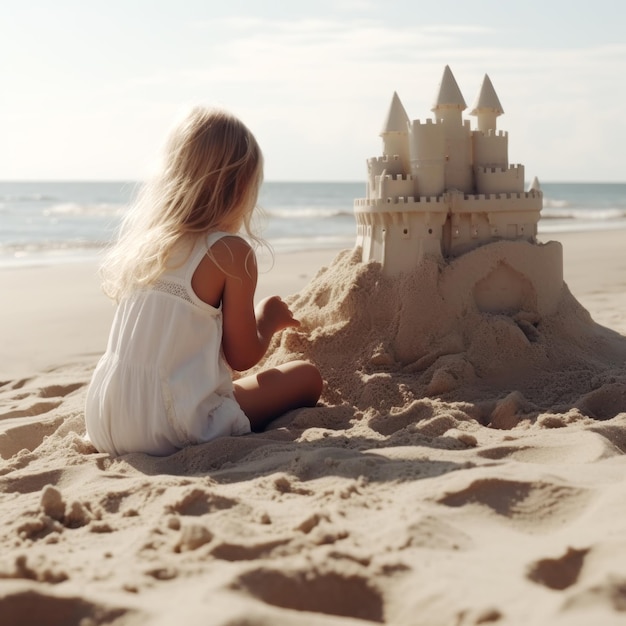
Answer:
[
  {"left": 446, "top": 189, "right": 542, "bottom": 256},
  {"left": 376, "top": 174, "right": 415, "bottom": 200},
  {"left": 367, "top": 156, "right": 404, "bottom": 198},
  {"left": 382, "top": 132, "right": 410, "bottom": 174},
  {"left": 354, "top": 196, "right": 447, "bottom": 213},
  {"left": 475, "top": 164, "right": 525, "bottom": 194},
  {"left": 355, "top": 188, "right": 543, "bottom": 270},
  {"left": 472, "top": 130, "right": 508, "bottom": 169},
  {"left": 409, "top": 120, "right": 445, "bottom": 197},
  {"left": 451, "top": 189, "right": 542, "bottom": 215},
  {"left": 443, "top": 118, "right": 473, "bottom": 192},
  {"left": 354, "top": 198, "right": 448, "bottom": 274}
]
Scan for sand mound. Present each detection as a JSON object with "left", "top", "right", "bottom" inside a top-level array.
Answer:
[{"left": 258, "top": 242, "right": 626, "bottom": 429}]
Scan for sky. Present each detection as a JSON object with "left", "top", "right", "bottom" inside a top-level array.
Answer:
[{"left": 2, "top": 0, "right": 625, "bottom": 182}]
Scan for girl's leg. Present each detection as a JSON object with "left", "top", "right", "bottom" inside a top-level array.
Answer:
[{"left": 233, "top": 360, "right": 323, "bottom": 431}]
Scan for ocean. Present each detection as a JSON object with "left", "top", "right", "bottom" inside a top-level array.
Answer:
[{"left": 1, "top": 181, "right": 625, "bottom": 268}]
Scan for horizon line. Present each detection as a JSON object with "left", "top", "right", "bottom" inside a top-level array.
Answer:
[{"left": 1, "top": 179, "right": 626, "bottom": 185}]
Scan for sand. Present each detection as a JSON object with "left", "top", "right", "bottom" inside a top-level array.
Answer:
[{"left": 1, "top": 230, "right": 626, "bottom": 625}]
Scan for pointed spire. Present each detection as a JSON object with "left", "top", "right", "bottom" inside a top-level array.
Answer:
[
  {"left": 470, "top": 74, "right": 504, "bottom": 116},
  {"left": 381, "top": 92, "right": 410, "bottom": 135},
  {"left": 431, "top": 65, "right": 467, "bottom": 112},
  {"left": 529, "top": 176, "right": 541, "bottom": 192}
]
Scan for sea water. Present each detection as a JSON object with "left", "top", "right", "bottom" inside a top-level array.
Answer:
[{"left": 1, "top": 181, "right": 625, "bottom": 267}]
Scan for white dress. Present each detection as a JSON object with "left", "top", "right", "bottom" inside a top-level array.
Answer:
[{"left": 85, "top": 232, "right": 251, "bottom": 456}]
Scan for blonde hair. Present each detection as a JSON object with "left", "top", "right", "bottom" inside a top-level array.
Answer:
[{"left": 101, "top": 107, "right": 264, "bottom": 302}]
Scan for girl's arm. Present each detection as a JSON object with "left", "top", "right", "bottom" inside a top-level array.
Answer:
[{"left": 195, "top": 236, "right": 298, "bottom": 372}]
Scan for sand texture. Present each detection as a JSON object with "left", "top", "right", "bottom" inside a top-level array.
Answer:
[{"left": 2, "top": 233, "right": 626, "bottom": 625}]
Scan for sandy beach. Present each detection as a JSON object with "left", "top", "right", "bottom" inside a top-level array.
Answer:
[{"left": 1, "top": 229, "right": 626, "bottom": 625}]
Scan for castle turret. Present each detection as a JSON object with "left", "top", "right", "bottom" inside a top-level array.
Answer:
[
  {"left": 430, "top": 65, "right": 472, "bottom": 193},
  {"left": 471, "top": 74, "right": 509, "bottom": 188},
  {"left": 380, "top": 92, "right": 410, "bottom": 175},
  {"left": 469, "top": 74, "right": 503, "bottom": 132},
  {"left": 409, "top": 118, "right": 445, "bottom": 197},
  {"left": 432, "top": 65, "right": 467, "bottom": 124}
]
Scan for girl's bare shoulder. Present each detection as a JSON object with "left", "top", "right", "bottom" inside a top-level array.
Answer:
[
  {"left": 192, "top": 235, "right": 255, "bottom": 305},
  {"left": 210, "top": 235, "right": 256, "bottom": 273}
]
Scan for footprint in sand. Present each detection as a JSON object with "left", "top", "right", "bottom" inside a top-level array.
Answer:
[
  {"left": 476, "top": 430, "right": 621, "bottom": 465},
  {"left": 230, "top": 566, "right": 385, "bottom": 622},
  {"left": 526, "top": 547, "right": 589, "bottom": 590},
  {"left": 0, "top": 585, "right": 135, "bottom": 626},
  {"left": 38, "top": 383, "right": 84, "bottom": 399},
  {"left": 437, "top": 477, "right": 592, "bottom": 532},
  {"left": 0, "top": 401, "right": 62, "bottom": 421},
  {"left": 0, "top": 381, "right": 87, "bottom": 459},
  {"left": 0, "top": 380, "right": 84, "bottom": 421},
  {"left": 0, "top": 378, "right": 31, "bottom": 391}
]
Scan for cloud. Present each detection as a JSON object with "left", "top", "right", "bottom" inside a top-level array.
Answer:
[
  {"left": 160, "top": 17, "right": 624, "bottom": 180},
  {"left": 2, "top": 9, "right": 624, "bottom": 180}
]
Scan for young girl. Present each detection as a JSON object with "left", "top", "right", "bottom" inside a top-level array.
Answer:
[{"left": 85, "top": 107, "right": 323, "bottom": 456}]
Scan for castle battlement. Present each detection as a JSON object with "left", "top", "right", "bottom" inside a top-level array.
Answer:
[
  {"left": 458, "top": 190, "right": 541, "bottom": 203},
  {"left": 354, "top": 66, "right": 546, "bottom": 274},
  {"left": 354, "top": 195, "right": 446, "bottom": 209},
  {"left": 410, "top": 118, "right": 472, "bottom": 129},
  {"left": 412, "top": 118, "right": 438, "bottom": 127},
  {"left": 375, "top": 173, "right": 415, "bottom": 181},
  {"left": 368, "top": 155, "right": 404, "bottom": 167},
  {"left": 475, "top": 164, "right": 523, "bottom": 175},
  {"left": 473, "top": 129, "right": 508, "bottom": 138}
]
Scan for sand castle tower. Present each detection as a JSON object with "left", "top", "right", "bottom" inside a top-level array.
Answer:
[{"left": 354, "top": 66, "right": 563, "bottom": 316}]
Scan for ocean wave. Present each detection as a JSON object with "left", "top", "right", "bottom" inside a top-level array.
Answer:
[
  {"left": 262, "top": 234, "right": 354, "bottom": 253},
  {"left": 543, "top": 198, "right": 570, "bottom": 209},
  {"left": 43, "top": 202, "right": 126, "bottom": 217},
  {"left": 539, "top": 219, "right": 626, "bottom": 235},
  {"left": 0, "top": 193, "right": 59, "bottom": 203},
  {"left": 265, "top": 207, "right": 353, "bottom": 220},
  {"left": 0, "top": 240, "right": 108, "bottom": 256},
  {"left": 542, "top": 207, "right": 626, "bottom": 221}
]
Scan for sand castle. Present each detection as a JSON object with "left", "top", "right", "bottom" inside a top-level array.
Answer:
[{"left": 354, "top": 66, "right": 563, "bottom": 316}]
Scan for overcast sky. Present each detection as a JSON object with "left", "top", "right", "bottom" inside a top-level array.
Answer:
[{"left": 2, "top": 0, "right": 625, "bottom": 182}]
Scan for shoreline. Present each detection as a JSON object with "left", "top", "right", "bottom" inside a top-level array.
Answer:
[{"left": 2, "top": 218, "right": 626, "bottom": 272}]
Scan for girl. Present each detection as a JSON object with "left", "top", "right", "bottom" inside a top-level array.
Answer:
[{"left": 85, "top": 107, "right": 323, "bottom": 456}]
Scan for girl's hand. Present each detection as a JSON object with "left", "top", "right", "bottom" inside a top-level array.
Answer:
[{"left": 256, "top": 296, "right": 300, "bottom": 338}]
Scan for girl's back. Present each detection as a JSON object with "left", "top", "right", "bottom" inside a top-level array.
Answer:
[{"left": 85, "top": 231, "right": 250, "bottom": 456}]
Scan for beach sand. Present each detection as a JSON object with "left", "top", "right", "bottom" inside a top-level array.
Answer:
[{"left": 1, "top": 230, "right": 626, "bottom": 625}]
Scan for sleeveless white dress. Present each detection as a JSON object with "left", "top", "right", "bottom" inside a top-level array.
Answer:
[{"left": 85, "top": 232, "right": 251, "bottom": 456}]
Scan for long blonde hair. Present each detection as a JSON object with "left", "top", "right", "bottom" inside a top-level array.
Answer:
[{"left": 101, "top": 107, "right": 264, "bottom": 302}]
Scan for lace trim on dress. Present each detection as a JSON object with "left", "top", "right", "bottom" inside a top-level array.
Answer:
[{"left": 151, "top": 279, "right": 195, "bottom": 305}]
